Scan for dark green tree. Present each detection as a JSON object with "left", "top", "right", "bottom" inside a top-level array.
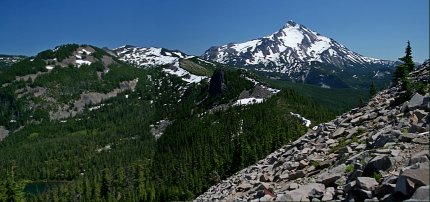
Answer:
[
  {"left": 369, "top": 81, "right": 377, "bottom": 96},
  {"left": 393, "top": 41, "right": 415, "bottom": 84},
  {"left": 400, "top": 41, "right": 415, "bottom": 72},
  {"left": 5, "top": 167, "right": 23, "bottom": 202},
  {"left": 100, "top": 168, "right": 112, "bottom": 200}
]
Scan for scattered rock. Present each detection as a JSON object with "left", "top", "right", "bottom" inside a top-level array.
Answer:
[
  {"left": 356, "top": 177, "right": 379, "bottom": 191},
  {"left": 195, "top": 65, "right": 430, "bottom": 202},
  {"left": 363, "top": 155, "right": 392, "bottom": 176},
  {"left": 236, "top": 182, "right": 252, "bottom": 192},
  {"left": 395, "top": 166, "right": 430, "bottom": 196},
  {"left": 407, "top": 93, "right": 425, "bottom": 111},
  {"left": 317, "top": 164, "right": 346, "bottom": 186},
  {"left": 289, "top": 170, "right": 305, "bottom": 180},
  {"left": 408, "top": 185, "right": 429, "bottom": 201},
  {"left": 331, "top": 127, "right": 345, "bottom": 138},
  {"left": 399, "top": 133, "right": 417, "bottom": 142},
  {"left": 412, "top": 136, "right": 429, "bottom": 144},
  {"left": 259, "top": 173, "right": 273, "bottom": 182}
]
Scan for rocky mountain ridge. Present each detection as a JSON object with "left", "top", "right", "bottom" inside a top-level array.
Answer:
[
  {"left": 196, "top": 62, "right": 429, "bottom": 201},
  {"left": 0, "top": 54, "right": 26, "bottom": 68}
]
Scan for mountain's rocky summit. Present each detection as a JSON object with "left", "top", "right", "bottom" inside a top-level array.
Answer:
[{"left": 196, "top": 63, "right": 429, "bottom": 201}]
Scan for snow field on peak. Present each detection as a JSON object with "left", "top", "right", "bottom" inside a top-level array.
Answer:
[{"left": 277, "top": 26, "right": 305, "bottom": 52}]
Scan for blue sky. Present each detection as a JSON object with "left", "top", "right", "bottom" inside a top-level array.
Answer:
[{"left": 0, "top": 0, "right": 428, "bottom": 62}]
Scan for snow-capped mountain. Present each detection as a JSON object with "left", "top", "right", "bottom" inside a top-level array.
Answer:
[
  {"left": 203, "top": 20, "right": 393, "bottom": 69},
  {"left": 202, "top": 21, "right": 395, "bottom": 88}
]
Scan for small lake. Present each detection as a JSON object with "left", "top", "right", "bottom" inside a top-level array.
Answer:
[{"left": 24, "top": 181, "right": 67, "bottom": 195}]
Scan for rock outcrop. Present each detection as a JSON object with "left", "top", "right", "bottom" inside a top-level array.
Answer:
[{"left": 196, "top": 64, "right": 429, "bottom": 201}]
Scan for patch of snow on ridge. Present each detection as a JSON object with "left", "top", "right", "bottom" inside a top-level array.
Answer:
[
  {"left": 162, "top": 62, "right": 207, "bottom": 84},
  {"left": 80, "top": 49, "right": 92, "bottom": 55},
  {"left": 234, "top": 98, "right": 264, "bottom": 106},
  {"left": 116, "top": 47, "right": 181, "bottom": 67},
  {"left": 75, "top": 59, "right": 92, "bottom": 67},
  {"left": 232, "top": 39, "right": 260, "bottom": 53},
  {"left": 261, "top": 85, "right": 281, "bottom": 94},
  {"left": 307, "top": 36, "right": 331, "bottom": 58},
  {"left": 290, "top": 112, "right": 311, "bottom": 127}
]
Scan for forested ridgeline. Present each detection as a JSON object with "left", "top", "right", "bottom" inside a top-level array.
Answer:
[{"left": 0, "top": 45, "right": 339, "bottom": 201}]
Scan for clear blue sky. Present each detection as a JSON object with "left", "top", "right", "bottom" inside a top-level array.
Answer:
[{"left": 0, "top": 0, "right": 428, "bottom": 62}]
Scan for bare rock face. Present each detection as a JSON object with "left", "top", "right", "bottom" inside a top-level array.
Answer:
[
  {"left": 209, "top": 69, "right": 227, "bottom": 97},
  {"left": 195, "top": 62, "right": 429, "bottom": 202},
  {"left": 0, "top": 126, "right": 9, "bottom": 141}
]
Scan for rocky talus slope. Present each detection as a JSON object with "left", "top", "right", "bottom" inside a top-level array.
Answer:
[{"left": 196, "top": 64, "right": 429, "bottom": 201}]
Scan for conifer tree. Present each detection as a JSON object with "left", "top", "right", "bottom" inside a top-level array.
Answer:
[
  {"left": 400, "top": 41, "right": 415, "bottom": 72},
  {"left": 393, "top": 41, "right": 415, "bottom": 84},
  {"left": 369, "top": 81, "right": 377, "bottom": 96},
  {"left": 5, "top": 167, "right": 23, "bottom": 202}
]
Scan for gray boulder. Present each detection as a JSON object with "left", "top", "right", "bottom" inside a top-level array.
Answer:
[
  {"left": 289, "top": 170, "right": 305, "bottom": 180},
  {"left": 317, "top": 164, "right": 346, "bottom": 186},
  {"left": 412, "top": 136, "right": 429, "bottom": 144},
  {"left": 356, "top": 177, "right": 379, "bottom": 191},
  {"left": 321, "top": 187, "right": 335, "bottom": 201},
  {"left": 408, "top": 185, "right": 430, "bottom": 201},
  {"left": 407, "top": 93, "right": 425, "bottom": 110},
  {"left": 331, "top": 127, "right": 345, "bottom": 138},
  {"left": 259, "top": 173, "right": 273, "bottom": 182},
  {"left": 395, "top": 166, "right": 430, "bottom": 196},
  {"left": 399, "top": 133, "right": 418, "bottom": 142},
  {"left": 409, "top": 123, "right": 428, "bottom": 133},
  {"left": 409, "top": 150, "right": 430, "bottom": 165},
  {"left": 372, "top": 133, "right": 398, "bottom": 148},
  {"left": 236, "top": 182, "right": 252, "bottom": 192},
  {"left": 363, "top": 155, "right": 392, "bottom": 176}
]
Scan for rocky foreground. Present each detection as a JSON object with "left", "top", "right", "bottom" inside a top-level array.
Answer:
[{"left": 196, "top": 63, "right": 429, "bottom": 201}]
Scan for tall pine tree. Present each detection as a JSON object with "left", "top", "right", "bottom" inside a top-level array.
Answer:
[
  {"left": 369, "top": 81, "right": 377, "bottom": 96},
  {"left": 393, "top": 41, "right": 415, "bottom": 84}
]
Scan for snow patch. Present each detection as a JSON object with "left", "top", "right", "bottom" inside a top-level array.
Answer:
[
  {"left": 75, "top": 59, "right": 92, "bottom": 67},
  {"left": 162, "top": 62, "right": 207, "bottom": 84},
  {"left": 233, "top": 97, "right": 264, "bottom": 106},
  {"left": 290, "top": 112, "right": 311, "bottom": 127}
]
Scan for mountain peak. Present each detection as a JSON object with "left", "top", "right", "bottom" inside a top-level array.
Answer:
[{"left": 282, "top": 20, "right": 299, "bottom": 28}]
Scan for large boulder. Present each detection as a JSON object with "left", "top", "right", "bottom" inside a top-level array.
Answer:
[
  {"left": 363, "top": 155, "right": 393, "bottom": 176},
  {"left": 395, "top": 164, "right": 429, "bottom": 196},
  {"left": 331, "top": 127, "right": 345, "bottom": 138},
  {"left": 399, "top": 133, "right": 418, "bottom": 142},
  {"left": 236, "top": 182, "right": 252, "bottom": 192},
  {"left": 356, "top": 177, "right": 379, "bottom": 191},
  {"left": 409, "top": 150, "right": 430, "bottom": 165},
  {"left": 317, "top": 164, "right": 346, "bottom": 186},
  {"left": 407, "top": 93, "right": 425, "bottom": 111},
  {"left": 407, "top": 185, "right": 430, "bottom": 201}
]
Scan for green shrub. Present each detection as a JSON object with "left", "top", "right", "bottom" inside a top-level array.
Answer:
[
  {"left": 345, "top": 164, "right": 354, "bottom": 173},
  {"left": 372, "top": 171, "right": 382, "bottom": 181}
]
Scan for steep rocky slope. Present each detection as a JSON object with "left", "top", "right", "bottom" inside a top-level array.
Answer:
[{"left": 196, "top": 63, "right": 429, "bottom": 201}]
